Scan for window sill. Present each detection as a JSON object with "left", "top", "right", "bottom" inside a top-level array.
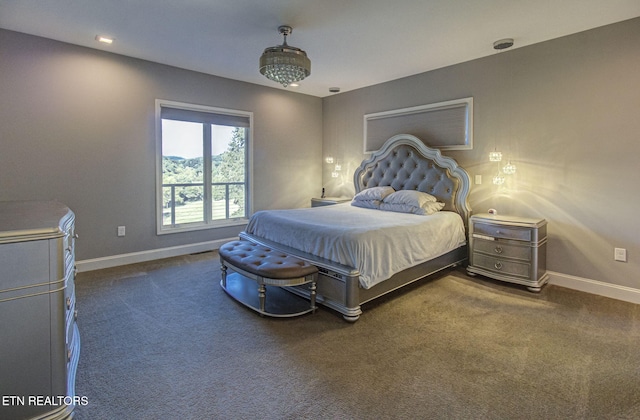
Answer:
[{"left": 157, "top": 218, "right": 248, "bottom": 235}]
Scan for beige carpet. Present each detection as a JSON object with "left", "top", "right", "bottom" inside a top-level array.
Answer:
[{"left": 74, "top": 252, "right": 640, "bottom": 419}]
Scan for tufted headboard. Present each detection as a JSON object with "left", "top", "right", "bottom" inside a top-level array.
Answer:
[{"left": 354, "top": 134, "right": 472, "bottom": 226}]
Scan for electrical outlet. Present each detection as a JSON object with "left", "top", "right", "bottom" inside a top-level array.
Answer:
[
  {"left": 117, "top": 226, "right": 126, "bottom": 237},
  {"left": 475, "top": 175, "right": 482, "bottom": 185},
  {"left": 614, "top": 247, "right": 627, "bottom": 262}
]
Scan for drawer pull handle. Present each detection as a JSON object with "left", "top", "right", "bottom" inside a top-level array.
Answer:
[
  {"left": 494, "top": 262, "right": 503, "bottom": 270},
  {"left": 66, "top": 297, "right": 71, "bottom": 309},
  {"left": 494, "top": 246, "right": 503, "bottom": 254},
  {"left": 74, "top": 310, "right": 78, "bottom": 321}
]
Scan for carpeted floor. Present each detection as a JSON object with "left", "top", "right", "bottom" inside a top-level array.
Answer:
[{"left": 74, "top": 252, "right": 640, "bottom": 419}]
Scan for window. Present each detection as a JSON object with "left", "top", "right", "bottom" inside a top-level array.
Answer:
[{"left": 156, "top": 100, "right": 252, "bottom": 234}]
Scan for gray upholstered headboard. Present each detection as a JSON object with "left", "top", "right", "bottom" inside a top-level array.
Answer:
[{"left": 354, "top": 134, "right": 472, "bottom": 225}]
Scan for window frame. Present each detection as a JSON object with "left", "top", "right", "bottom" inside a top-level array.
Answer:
[{"left": 155, "top": 99, "right": 253, "bottom": 235}]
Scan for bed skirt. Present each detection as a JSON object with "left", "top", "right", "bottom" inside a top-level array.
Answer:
[{"left": 239, "top": 231, "right": 467, "bottom": 321}]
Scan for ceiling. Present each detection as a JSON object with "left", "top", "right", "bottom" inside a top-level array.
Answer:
[{"left": 1, "top": 0, "right": 639, "bottom": 97}]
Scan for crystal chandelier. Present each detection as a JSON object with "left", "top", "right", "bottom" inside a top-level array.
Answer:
[{"left": 259, "top": 26, "right": 311, "bottom": 87}]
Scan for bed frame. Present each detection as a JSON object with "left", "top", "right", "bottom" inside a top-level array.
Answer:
[{"left": 240, "top": 134, "right": 471, "bottom": 321}]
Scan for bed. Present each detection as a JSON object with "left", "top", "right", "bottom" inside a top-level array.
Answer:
[{"left": 240, "top": 134, "right": 472, "bottom": 321}]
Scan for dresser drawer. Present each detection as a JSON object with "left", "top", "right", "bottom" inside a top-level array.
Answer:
[
  {"left": 473, "top": 222, "right": 532, "bottom": 242},
  {"left": 473, "top": 239, "right": 531, "bottom": 261},
  {"left": 472, "top": 253, "right": 531, "bottom": 279}
]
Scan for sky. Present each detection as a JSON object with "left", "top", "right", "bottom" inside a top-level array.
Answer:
[{"left": 162, "top": 120, "right": 236, "bottom": 158}]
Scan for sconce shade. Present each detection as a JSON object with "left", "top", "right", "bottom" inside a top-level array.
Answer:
[
  {"left": 503, "top": 161, "right": 517, "bottom": 175},
  {"left": 489, "top": 151, "right": 502, "bottom": 162}
]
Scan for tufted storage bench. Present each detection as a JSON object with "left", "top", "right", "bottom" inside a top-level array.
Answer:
[{"left": 219, "top": 240, "right": 318, "bottom": 317}]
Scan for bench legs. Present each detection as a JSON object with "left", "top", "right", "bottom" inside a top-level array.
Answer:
[
  {"left": 220, "top": 260, "right": 317, "bottom": 317},
  {"left": 221, "top": 264, "right": 227, "bottom": 288},
  {"left": 256, "top": 279, "right": 315, "bottom": 315},
  {"left": 310, "top": 280, "right": 317, "bottom": 312},
  {"left": 258, "top": 283, "right": 267, "bottom": 313}
]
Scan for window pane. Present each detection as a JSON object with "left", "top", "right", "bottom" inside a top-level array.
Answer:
[
  {"left": 211, "top": 125, "right": 246, "bottom": 219},
  {"left": 161, "top": 120, "right": 204, "bottom": 226}
]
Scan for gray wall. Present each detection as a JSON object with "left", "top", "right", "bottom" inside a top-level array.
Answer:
[
  {"left": 2, "top": 17, "right": 639, "bottom": 292},
  {"left": 322, "top": 18, "right": 640, "bottom": 290},
  {"left": 0, "top": 29, "right": 323, "bottom": 260}
]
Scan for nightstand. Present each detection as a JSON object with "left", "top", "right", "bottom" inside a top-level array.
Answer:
[
  {"left": 467, "top": 213, "right": 549, "bottom": 292},
  {"left": 311, "top": 197, "right": 351, "bottom": 207}
]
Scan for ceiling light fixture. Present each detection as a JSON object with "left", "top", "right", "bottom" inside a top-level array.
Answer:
[
  {"left": 95, "top": 35, "right": 114, "bottom": 44},
  {"left": 259, "top": 25, "right": 311, "bottom": 88}
]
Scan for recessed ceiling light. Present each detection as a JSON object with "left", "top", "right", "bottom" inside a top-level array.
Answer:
[
  {"left": 95, "top": 35, "right": 114, "bottom": 44},
  {"left": 289, "top": 83, "right": 299, "bottom": 87},
  {"left": 493, "top": 38, "right": 514, "bottom": 50}
]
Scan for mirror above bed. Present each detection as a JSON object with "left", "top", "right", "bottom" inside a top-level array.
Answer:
[{"left": 363, "top": 97, "right": 473, "bottom": 153}]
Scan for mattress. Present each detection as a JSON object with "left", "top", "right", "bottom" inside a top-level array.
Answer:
[{"left": 245, "top": 203, "right": 466, "bottom": 289}]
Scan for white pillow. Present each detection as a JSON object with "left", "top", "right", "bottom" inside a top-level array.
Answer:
[
  {"left": 382, "top": 190, "right": 437, "bottom": 207},
  {"left": 352, "top": 186, "right": 395, "bottom": 202},
  {"left": 380, "top": 201, "right": 444, "bottom": 215},
  {"left": 351, "top": 199, "right": 381, "bottom": 210}
]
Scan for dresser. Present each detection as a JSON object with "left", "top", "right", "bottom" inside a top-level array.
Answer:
[
  {"left": 0, "top": 201, "right": 80, "bottom": 420},
  {"left": 467, "top": 213, "right": 548, "bottom": 292}
]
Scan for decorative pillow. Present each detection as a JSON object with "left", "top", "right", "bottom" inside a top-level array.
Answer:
[
  {"left": 380, "top": 201, "right": 445, "bottom": 215},
  {"left": 421, "top": 201, "right": 445, "bottom": 215},
  {"left": 382, "top": 190, "right": 437, "bottom": 207},
  {"left": 352, "top": 186, "right": 395, "bottom": 202}
]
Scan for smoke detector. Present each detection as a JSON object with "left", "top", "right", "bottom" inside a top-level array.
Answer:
[{"left": 493, "top": 38, "right": 514, "bottom": 50}]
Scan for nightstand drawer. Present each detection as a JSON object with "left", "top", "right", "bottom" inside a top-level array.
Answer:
[
  {"left": 473, "top": 239, "right": 531, "bottom": 261},
  {"left": 473, "top": 222, "right": 531, "bottom": 242},
  {"left": 472, "top": 253, "right": 531, "bottom": 279}
]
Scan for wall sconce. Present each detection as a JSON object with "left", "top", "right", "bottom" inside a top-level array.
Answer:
[
  {"left": 326, "top": 156, "right": 342, "bottom": 179},
  {"left": 490, "top": 152, "right": 516, "bottom": 185},
  {"left": 332, "top": 159, "right": 342, "bottom": 178},
  {"left": 489, "top": 151, "right": 502, "bottom": 162},
  {"left": 502, "top": 160, "right": 516, "bottom": 175},
  {"left": 492, "top": 172, "right": 506, "bottom": 185}
]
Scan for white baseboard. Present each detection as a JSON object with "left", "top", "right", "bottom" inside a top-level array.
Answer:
[
  {"left": 548, "top": 271, "right": 640, "bottom": 305},
  {"left": 76, "top": 238, "right": 235, "bottom": 273}
]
